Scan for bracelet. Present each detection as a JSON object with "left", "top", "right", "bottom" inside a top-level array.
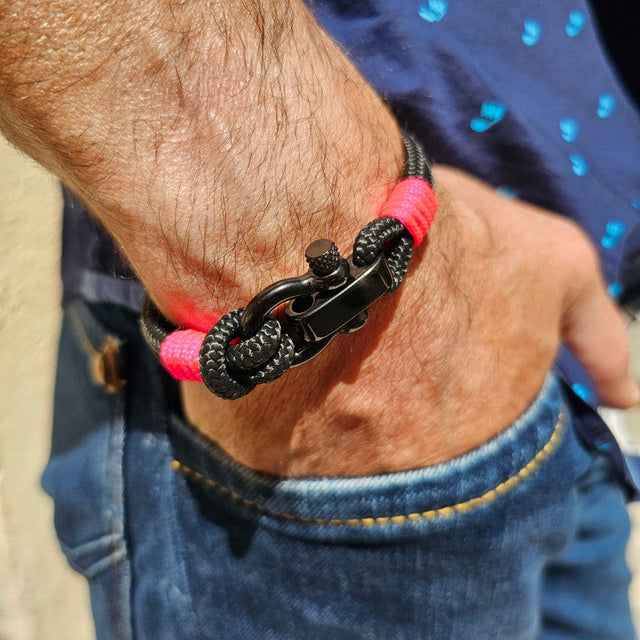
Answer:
[{"left": 141, "top": 132, "right": 437, "bottom": 399}]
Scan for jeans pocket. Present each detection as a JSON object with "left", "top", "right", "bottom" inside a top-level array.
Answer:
[
  {"left": 42, "top": 300, "right": 127, "bottom": 575},
  {"left": 41, "top": 300, "right": 133, "bottom": 640},
  {"left": 169, "top": 373, "right": 594, "bottom": 545},
  {"left": 164, "top": 375, "right": 604, "bottom": 639}
]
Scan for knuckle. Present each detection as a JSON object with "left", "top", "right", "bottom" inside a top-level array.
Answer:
[
  {"left": 555, "top": 219, "right": 600, "bottom": 274},
  {"left": 605, "top": 337, "right": 631, "bottom": 376}
]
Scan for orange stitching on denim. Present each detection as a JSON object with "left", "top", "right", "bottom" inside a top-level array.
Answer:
[{"left": 171, "top": 412, "right": 566, "bottom": 528}]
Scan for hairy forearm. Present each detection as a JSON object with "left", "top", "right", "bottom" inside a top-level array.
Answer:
[{"left": 0, "top": 0, "right": 403, "bottom": 327}]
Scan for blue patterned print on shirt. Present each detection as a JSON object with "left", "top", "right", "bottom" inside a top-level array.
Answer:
[
  {"left": 470, "top": 102, "right": 506, "bottom": 132},
  {"left": 522, "top": 19, "right": 542, "bottom": 46},
  {"left": 565, "top": 10, "right": 586, "bottom": 37},
  {"left": 418, "top": 0, "right": 448, "bottom": 23}
]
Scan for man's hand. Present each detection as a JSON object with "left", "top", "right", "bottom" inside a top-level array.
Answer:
[
  {"left": 0, "top": 1, "right": 636, "bottom": 477},
  {"left": 182, "top": 166, "right": 639, "bottom": 476}
]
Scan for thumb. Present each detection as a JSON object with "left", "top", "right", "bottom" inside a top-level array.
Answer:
[{"left": 562, "top": 272, "right": 639, "bottom": 408}]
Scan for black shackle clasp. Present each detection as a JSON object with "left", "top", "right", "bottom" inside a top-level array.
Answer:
[{"left": 239, "top": 238, "right": 394, "bottom": 367}]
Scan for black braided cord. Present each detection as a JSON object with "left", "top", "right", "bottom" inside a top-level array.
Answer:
[
  {"left": 140, "top": 131, "right": 432, "bottom": 399},
  {"left": 402, "top": 131, "right": 432, "bottom": 183},
  {"left": 141, "top": 297, "right": 174, "bottom": 352},
  {"left": 200, "top": 309, "right": 296, "bottom": 400},
  {"left": 352, "top": 132, "right": 431, "bottom": 290}
]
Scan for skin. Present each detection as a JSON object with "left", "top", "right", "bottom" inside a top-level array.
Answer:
[{"left": 0, "top": 0, "right": 637, "bottom": 476}]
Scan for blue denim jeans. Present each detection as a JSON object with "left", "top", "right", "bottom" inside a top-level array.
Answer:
[{"left": 43, "top": 300, "right": 637, "bottom": 639}]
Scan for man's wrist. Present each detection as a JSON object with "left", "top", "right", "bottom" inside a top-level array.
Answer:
[
  {"left": 0, "top": 0, "right": 404, "bottom": 328},
  {"left": 140, "top": 133, "right": 437, "bottom": 400}
]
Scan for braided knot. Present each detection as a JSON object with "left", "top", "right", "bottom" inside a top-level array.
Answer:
[
  {"left": 352, "top": 218, "right": 413, "bottom": 291},
  {"left": 199, "top": 309, "right": 295, "bottom": 399}
]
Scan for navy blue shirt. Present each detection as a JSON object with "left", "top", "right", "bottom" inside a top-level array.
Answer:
[{"left": 61, "top": 0, "right": 640, "bottom": 493}]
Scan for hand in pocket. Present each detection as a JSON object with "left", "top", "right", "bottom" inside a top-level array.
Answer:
[{"left": 182, "top": 166, "right": 637, "bottom": 477}]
